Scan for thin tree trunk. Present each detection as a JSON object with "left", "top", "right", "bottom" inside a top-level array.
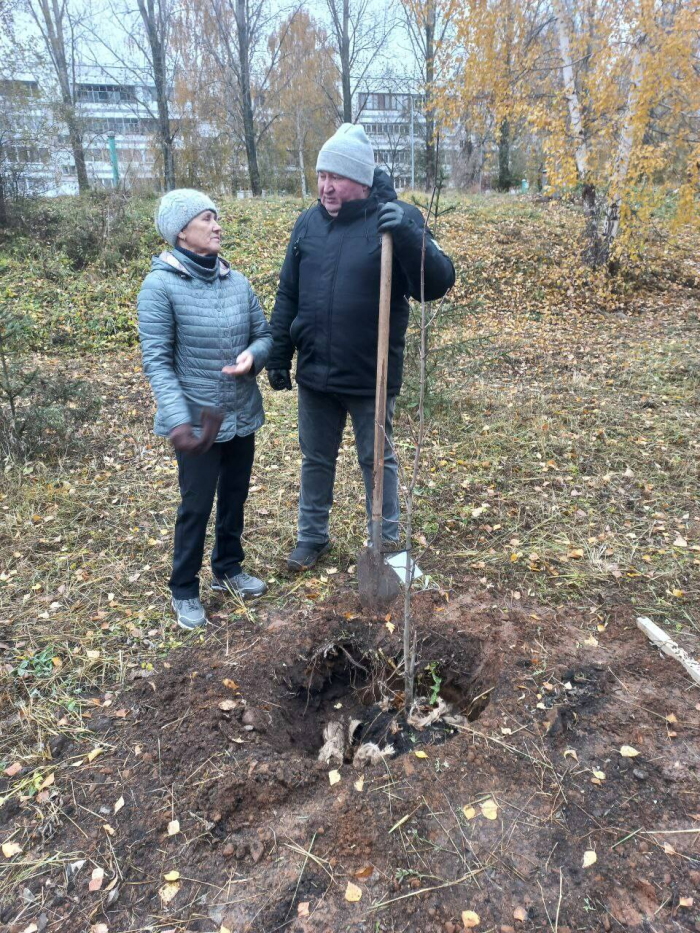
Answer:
[
  {"left": 424, "top": 0, "right": 436, "bottom": 191},
  {"left": 32, "top": 0, "right": 90, "bottom": 193},
  {"left": 137, "top": 0, "right": 175, "bottom": 190},
  {"left": 553, "top": 0, "right": 588, "bottom": 179},
  {"left": 498, "top": 118, "right": 510, "bottom": 190},
  {"left": 601, "top": 40, "right": 645, "bottom": 258},
  {"left": 554, "top": 0, "right": 604, "bottom": 263},
  {"left": 340, "top": 0, "right": 351, "bottom": 122},
  {"left": 0, "top": 163, "right": 7, "bottom": 227},
  {"left": 295, "top": 109, "right": 307, "bottom": 197},
  {"left": 236, "top": 0, "right": 261, "bottom": 195}
]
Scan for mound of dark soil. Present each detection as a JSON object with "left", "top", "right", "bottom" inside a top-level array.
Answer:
[{"left": 1, "top": 587, "right": 699, "bottom": 933}]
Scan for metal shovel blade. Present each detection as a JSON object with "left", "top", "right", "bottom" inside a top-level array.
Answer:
[{"left": 357, "top": 545, "right": 402, "bottom": 613}]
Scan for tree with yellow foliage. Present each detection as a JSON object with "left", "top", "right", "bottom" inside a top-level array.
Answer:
[
  {"left": 438, "top": 0, "right": 700, "bottom": 266},
  {"left": 267, "top": 10, "right": 338, "bottom": 197}
]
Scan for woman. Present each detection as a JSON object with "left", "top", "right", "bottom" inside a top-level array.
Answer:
[{"left": 138, "top": 189, "right": 272, "bottom": 630}]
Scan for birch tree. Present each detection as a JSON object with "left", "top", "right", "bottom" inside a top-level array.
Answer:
[
  {"left": 439, "top": 0, "right": 700, "bottom": 264},
  {"left": 401, "top": 0, "right": 457, "bottom": 189}
]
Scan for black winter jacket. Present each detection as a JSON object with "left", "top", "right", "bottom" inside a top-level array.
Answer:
[{"left": 267, "top": 169, "right": 455, "bottom": 396}]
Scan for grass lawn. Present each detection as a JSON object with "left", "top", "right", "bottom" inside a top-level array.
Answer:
[{"left": 1, "top": 193, "right": 699, "bottom": 930}]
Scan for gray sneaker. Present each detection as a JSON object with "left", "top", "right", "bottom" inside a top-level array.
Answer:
[
  {"left": 211, "top": 572, "right": 267, "bottom": 599},
  {"left": 171, "top": 596, "right": 207, "bottom": 630}
]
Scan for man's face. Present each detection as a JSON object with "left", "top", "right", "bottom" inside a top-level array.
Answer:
[
  {"left": 318, "top": 172, "right": 369, "bottom": 216},
  {"left": 177, "top": 210, "right": 222, "bottom": 255}
]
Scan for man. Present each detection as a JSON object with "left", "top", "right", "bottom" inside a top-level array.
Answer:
[{"left": 267, "top": 124, "right": 455, "bottom": 572}]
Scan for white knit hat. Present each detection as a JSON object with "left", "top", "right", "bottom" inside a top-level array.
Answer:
[
  {"left": 316, "top": 123, "right": 375, "bottom": 187},
  {"left": 156, "top": 189, "right": 218, "bottom": 246}
]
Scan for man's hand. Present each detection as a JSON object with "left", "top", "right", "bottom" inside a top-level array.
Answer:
[
  {"left": 169, "top": 423, "right": 201, "bottom": 454},
  {"left": 222, "top": 350, "right": 254, "bottom": 377},
  {"left": 377, "top": 202, "right": 405, "bottom": 233},
  {"left": 267, "top": 368, "right": 292, "bottom": 391}
]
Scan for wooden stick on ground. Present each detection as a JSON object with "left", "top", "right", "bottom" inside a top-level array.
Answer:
[{"left": 636, "top": 616, "right": 700, "bottom": 686}]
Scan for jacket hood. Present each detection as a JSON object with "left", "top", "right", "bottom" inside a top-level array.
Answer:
[
  {"left": 370, "top": 168, "right": 397, "bottom": 203},
  {"left": 150, "top": 250, "right": 231, "bottom": 279}
]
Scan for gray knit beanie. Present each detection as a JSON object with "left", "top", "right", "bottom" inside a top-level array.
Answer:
[
  {"left": 156, "top": 189, "right": 218, "bottom": 246},
  {"left": 316, "top": 123, "right": 375, "bottom": 187}
]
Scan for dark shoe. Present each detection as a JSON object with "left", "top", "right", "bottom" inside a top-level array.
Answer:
[
  {"left": 211, "top": 572, "right": 268, "bottom": 599},
  {"left": 172, "top": 596, "right": 207, "bottom": 630},
  {"left": 287, "top": 541, "right": 330, "bottom": 572}
]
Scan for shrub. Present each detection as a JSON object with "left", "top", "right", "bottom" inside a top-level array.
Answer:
[{"left": 0, "top": 308, "right": 100, "bottom": 461}]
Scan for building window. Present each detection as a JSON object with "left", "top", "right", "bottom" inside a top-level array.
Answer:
[{"left": 77, "top": 83, "right": 137, "bottom": 104}]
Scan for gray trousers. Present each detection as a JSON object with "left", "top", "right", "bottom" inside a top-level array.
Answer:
[{"left": 297, "top": 384, "right": 400, "bottom": 546}]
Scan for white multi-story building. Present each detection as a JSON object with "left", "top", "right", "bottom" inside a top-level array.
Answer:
[
  {"left": 71, "top": 66, "right": 159, "bottom": 192},
  {"left": 355, "top": 90, "right": 454, "bottom": 191},
  {"left": 1, "top": 65, "right": 160, "bottom": 196}
]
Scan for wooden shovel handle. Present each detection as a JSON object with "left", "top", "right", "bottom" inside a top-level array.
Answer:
[{"left": 370, "top": 231, "right": 393, "bottom": 552}]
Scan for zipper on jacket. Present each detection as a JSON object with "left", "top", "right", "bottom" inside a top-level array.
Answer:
[{"left": 325, "top": 228, "right": 345, "bottom": 392}]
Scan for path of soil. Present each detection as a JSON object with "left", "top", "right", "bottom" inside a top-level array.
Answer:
[{"left": 1, "top": 585, "right": 699, "bottom": 933}]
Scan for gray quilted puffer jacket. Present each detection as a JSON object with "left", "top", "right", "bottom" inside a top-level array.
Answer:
[{"left": 137, "top": 250, "right": 272, "bottom": 442}]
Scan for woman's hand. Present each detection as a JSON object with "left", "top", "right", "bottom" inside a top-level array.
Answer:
[{"left": 222, "top": 350, "right": 254, "bottom": 376}]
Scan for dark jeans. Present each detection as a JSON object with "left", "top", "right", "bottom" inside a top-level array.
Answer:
[
  {"left": 170, "top": 434, "right": 255, "bottom": 599},
  {"left": 297, "top": 385, "right": 400, "bottom": 546}
]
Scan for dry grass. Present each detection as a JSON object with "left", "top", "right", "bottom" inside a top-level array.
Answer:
[{"left": 2, "top": 193, "right": 699, "bottom": 813}]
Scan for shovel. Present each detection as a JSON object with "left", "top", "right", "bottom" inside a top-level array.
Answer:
[{"left": 358, "top": 231, "right": 402, "bottom": 612}]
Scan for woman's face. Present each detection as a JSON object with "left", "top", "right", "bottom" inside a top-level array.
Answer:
[{"left": 177, "top": 210, "right": 222, "bottom": 255}]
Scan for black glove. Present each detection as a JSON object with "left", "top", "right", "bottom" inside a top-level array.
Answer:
[
  {"left": 267, "top": 368, "right": 292, "bottom": 391},
  {"left": 377, "top": 202, "right": 406, "bottom": 233}
]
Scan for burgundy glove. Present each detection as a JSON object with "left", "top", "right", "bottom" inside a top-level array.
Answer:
[
  {"left": 198, "top": 407, "right": 224, "bottom": 453},
  {"left": 169, "top": 408, "right": 223, "bottom": 455},
  {"left": 169, "top": 423, "right": 201, "bottom": 453}
]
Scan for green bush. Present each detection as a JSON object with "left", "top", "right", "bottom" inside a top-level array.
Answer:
[{"left": 0, "top": 307, "right": 100, "bottom": 461}]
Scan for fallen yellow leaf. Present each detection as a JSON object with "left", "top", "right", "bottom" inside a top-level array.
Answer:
[
  {"left": 480, "top": 798, "right": 498, "bottom": 820},
  {"left": 414, "top": 750, "right": 429, "bottom": 759},
  {"left": 619, "top": 745, "right": 639, "bottom": 757},
  {"left": 114, "top": 796, "right": 125, "bottom": 814},
  {"left": 87, "top": 748, "right": 103, "bottom": 763},
  {"left": 462, "top": 910, "right": 480, "bottom": 928},
  {"left": 354, "top": 776, "right": 364, "bottom": 792},
  {"left": 163, "top": 870, "right": 180, "bottom": 881},
  {"left": 159, "top": 881, "right": 180, "bottom": 904},
  {"left": 345, "top": 881, "right": 362, "bottom": 902},
  {"left": 583, "top": 850, "right": 597, "bottom": 868},
  {"left": 463, "top": 805, "right": 476, "bottom": 820},
  {"left": 167, "top": 820, "right": 180, "bottom": 836},
  {"left": 329, "top": 770, "right": 341, "bottom": 786},
  {"left": 2, "top": 842, "right": 22, "bottom": 858}
]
